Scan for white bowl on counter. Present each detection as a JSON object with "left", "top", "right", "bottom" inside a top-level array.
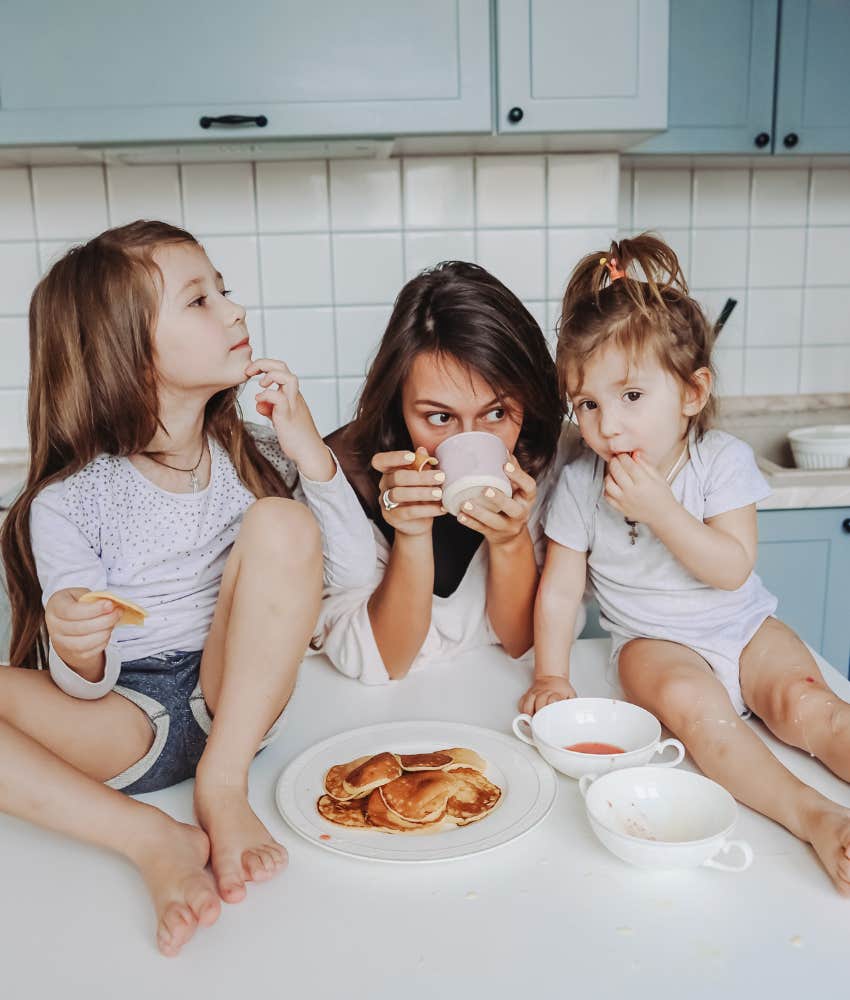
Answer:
[
  {"left": 579, "top": 766, "right": 753, "bottom": 872},
  {"left": 788, "top": 425, "right": 850, "bottom": 470},
  {"left": 511, "top": 698, "right": 684, "bottom": 779}
]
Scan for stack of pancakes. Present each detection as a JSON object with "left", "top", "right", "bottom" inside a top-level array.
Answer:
[{"left": 317, "top": 747, "right": 501, "bottom": 834}]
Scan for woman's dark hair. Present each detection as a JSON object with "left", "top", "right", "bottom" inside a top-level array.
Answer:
[{"left": 342, "top": 261, "right": 564, "bottom": 487}]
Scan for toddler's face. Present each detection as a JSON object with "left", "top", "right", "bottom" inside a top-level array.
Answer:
[
  {"left": 567, "top": 342, "right": 699, "bottom": 471},
  {"left": 401, "top": 351, "right": 523, "bottom": 457},
  {"left": 152, "top": 242, "right": 252, "bottom": 397}
]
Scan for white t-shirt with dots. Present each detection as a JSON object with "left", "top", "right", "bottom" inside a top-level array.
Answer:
[{"left": 30, "top": 424, "right": 375, "bottom": 698}]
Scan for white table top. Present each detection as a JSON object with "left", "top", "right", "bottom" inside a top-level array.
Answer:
[{"left": 3, "top": 637, "right": 849, "bottom": 1000}]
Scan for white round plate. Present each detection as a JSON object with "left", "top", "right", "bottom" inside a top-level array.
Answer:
[{"left": 275, "top": 720, "right": 557, "bottom": 863}]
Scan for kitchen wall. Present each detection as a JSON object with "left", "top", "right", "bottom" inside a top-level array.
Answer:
[{"left": 0, "top": 154, "right": 848, "bottom": 446}]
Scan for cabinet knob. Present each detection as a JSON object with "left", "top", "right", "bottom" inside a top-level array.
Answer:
[
  {"left": 842, "top": 518, "right": 850, "bottom": 534},
  {"left": 199, "top": 114, "right": 268, "bottom": 129},
  {"left": 783, "top": 132, "right": 799, "bottom": 148},
  {"left": 754, "top": 132, "right": 770, "bottom": 148},
  {"left": 507, "top": 106, "right": 524, "bottom": 124}
]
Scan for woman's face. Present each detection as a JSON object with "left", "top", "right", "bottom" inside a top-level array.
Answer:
[{"left": 400, "top": 351, "right": 523, "bottom": 456}]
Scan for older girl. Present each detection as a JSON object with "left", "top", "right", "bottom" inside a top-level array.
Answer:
[{"left": 0, "top": 221, "right": 374, "bottom": 955}]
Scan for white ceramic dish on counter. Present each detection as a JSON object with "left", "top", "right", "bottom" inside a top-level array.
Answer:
[
  {"left": 579, "top": 766, "right": 753, "bottom": 872},
  {"left": 511, "top": 698, "right": 684, "bottom": 779},
  {"left": 788, "top": 425, "right": 850, "bottom": 470}
]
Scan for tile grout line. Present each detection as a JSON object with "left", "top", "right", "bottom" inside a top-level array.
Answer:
[{"left": 325, "top": 158, "right": 341, "bottom": 427}]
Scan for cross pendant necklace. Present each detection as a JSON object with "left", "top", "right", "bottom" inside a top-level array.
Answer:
[{"left": 623, "top": 444, "right": 689, "bottom": 546}]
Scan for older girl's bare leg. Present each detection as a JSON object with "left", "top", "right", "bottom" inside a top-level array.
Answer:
[
  {"left": 194, "top": 498, "right": 323, "bottom": 902},
  {"left": 0, "top": 716, "right": 219, "bottom": 956},
  {"left": 619, "top": 638, "right": 850, "bottom": 895}
]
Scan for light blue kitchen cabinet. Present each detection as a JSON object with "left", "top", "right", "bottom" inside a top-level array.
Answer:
[
  {"left": 629, "top": 0, "right": 779, "bottom": 154},
  {"left": 774, "top": 0, "right": 850, "bottom": 154},
  {"left": 756, "top": 508, "right": 850, "bottom": 677},
  {"left": 496, "top": 0, "right": 668, "bottom": 134},
  {"left": 0, "top": 1, "right": 491, "bottom": 145}
]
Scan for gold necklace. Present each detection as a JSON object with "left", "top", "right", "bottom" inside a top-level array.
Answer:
[
  {"left": 143, "top": 440, "right": 207, "bottom": 493},
  {"left": 624, "top": 444, "right": 689, "bottom": 545}
]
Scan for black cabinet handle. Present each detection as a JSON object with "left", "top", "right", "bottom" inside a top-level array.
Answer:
[
  {"left": 754, "top": 132, "right": 770, "bottom": 148},
  {"left": 842, "top": 518, "right": 850, "bottom": 534},
  {"left": 507, "top": 106, "right": 524, "bottom": 124},
  {"left": 199, "top": 114, "right": 268, "bottom": 129},
  {"left": 783, "top": 132, "right": 799, "bottom": 148}
]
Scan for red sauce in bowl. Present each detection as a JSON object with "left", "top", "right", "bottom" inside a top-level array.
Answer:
[{"left": 564, "top": 741, "right": 625, "bottom": 755}]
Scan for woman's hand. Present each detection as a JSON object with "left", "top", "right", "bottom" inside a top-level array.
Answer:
[
  {"left": 247, "top": 358, "right": 334, "bottom": 481},
  {"left": 455, "top": 455, "right": 537, "bottom": 549},
  {"left": 45, "top": 588, "right": 122, "bottom": 676},
  {"left": 519, "top": 675, "right": 577, "bottom": 715},
  {"left": 372, "top": 446, "right": 447, "bottom": 538}
]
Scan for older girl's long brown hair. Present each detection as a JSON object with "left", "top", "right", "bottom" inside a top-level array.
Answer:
[
  {"left": 337, "top": 260, "right": 564, "bottom": 503},
  {"left": 1, "top": 220, "right": 290, "bottom": 669}
]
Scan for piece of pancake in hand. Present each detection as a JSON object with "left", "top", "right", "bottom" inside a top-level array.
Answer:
[{"left": 324, "top": 751, "right": 403, "bottom": 801}]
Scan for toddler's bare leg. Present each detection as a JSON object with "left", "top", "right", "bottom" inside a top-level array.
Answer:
[
  {"left": 0, "top": 715, "right": 220, "bottom": 956},
  {"left": 740, "top": 616, "right": 850, "bottom": 781},
  {"left": 195, "top": 498, "right": 323, "bottom": 903},
  {"left": 619, "top": 638, "right": 850, "bottom": 895}
]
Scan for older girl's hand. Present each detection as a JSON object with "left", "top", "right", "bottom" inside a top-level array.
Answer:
[
  {"left": 519, "top": 675, "right": 577, "bottom": 715},
  {"left": 372, "top": 446, "right": 447, "bottom": 538},
  {"left": 246, "top": 358, "right": 334, "bottom": 481},
  {"left": 455, "top": 455, "right": 537, "bottom": 549},
  {"left": 46, "top": 588, "right": 122, "bottom": 674}
]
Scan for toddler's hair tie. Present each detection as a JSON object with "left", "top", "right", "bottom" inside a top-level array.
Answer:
[{"left": 599, "top": 256, "right": 626, "bottom": 282}]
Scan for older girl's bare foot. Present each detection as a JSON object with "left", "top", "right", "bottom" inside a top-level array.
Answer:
[
  {"left": 804, "top": 806, "right": 850, "bottom": 896},
  {"left": 129, "top": 818, "right": 221, "bottom": 957},
  {"left": 194, "top": 783, "right": 288, "bottom": 904}
]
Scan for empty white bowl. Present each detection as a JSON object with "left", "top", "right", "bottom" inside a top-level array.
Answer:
[
  {"left": 788, "top": 424, "right": 850, "bottom": 470},
  {"left": 580, "top": 766, "right": 753, "bottom": 872},
  {"left": 511, "top": 698, "right": 684, "bottom": 779}
]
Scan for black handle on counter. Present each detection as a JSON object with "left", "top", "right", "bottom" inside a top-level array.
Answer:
[
  {"left": 783, "top": 132, "right": 799, "bottom": 148},
  {"left": 754, "top": 132, "right": 770, "bottom": 148},
  {"left": 199, "top": 114, "right": 268, "bottom": 129},
  {"left": 507, "top": 107, "right": 524, "bottom": 124},
  {"left": 842, "top": 518, "right": 850, "bottom": 534}
]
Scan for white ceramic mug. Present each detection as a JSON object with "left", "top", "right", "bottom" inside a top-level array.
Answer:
[
  {"left": 434, "top": 431, "right": 512, "bottom": 516},
  {"left": 511, "top": 697, "right": 685, "bottom": 779}
]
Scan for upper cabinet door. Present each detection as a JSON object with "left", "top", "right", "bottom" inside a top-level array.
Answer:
[
  {"left": 775, "top": 0, "right": 850, "bottom": 154},
  {"left": 0, "top": 0, "right": 491, "bottom": 145},
  {"left": 629, "top": 0, "right": 778, "bottom": 154},
  {"left": 496, "top": 0, "right": 668, "bottom": 133}
]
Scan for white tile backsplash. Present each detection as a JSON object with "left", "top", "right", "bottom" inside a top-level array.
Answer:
[
  {"left": 256, "top": 161, "right": 329, "bottom": 232},
  {"left": 548, "top": 154, "right": 618, "bottom": 227},
  {"left": 329, "top": 160, "right": 401, "bottom": 231},
  {"left": 31, "top": 166, "right": 108, "bottom": 240},
  {"left": 476, "top": 155, "right": 545, "bottom": 228},
  {"left": 1, "top": 157, "right": 849, "bottom": 450},
  {"left": 403, "top": 157, "right": 474, "bottom": 229},
  {"left": 106, "top": 165, "right": 183, "bottom": 228},
  {"left": 0, "top": 169, "right": 35, "bottom": 240},
  {"left": 182, "top": 164, "right": 256, "bottom": 235}
]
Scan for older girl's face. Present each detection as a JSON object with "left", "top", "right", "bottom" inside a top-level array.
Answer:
[
  {"left": 400, "top": 352, "right": 523, "bottom": 456},
  {"left": 152, "top": 241, "right": 252, "bottom": 394}
]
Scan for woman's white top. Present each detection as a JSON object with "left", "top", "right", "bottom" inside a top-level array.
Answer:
[
  {"left": 29, "top": 424, "right": 375, "bottom": 699},
  {"left": 313, "top": 426, "right": 586, "bottom": 684}
]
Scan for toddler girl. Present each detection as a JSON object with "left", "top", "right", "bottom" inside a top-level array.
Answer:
[
  {"left": 524, "top": 233, "right": 850, "bottom": 894},
  {"left": 0, "top": 221, "right": 374, "bottom": 955}
]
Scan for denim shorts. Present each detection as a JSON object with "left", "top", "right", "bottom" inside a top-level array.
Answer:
[{"left": 107, "top": 650, "right": 284, "bottom": 795}]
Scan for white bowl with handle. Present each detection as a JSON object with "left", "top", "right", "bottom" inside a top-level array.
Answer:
[
  {"left": 579, "top": 766, "right": 753, "bottom": 872},
  {"left": 511, "top": 697, "right": 684, "bottom": 779}
]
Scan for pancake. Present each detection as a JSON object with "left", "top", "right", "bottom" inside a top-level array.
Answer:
[
  {"left": 445, "top": 768, "right": 502, "bottom": 824},
  {"left": 78, "top": 591, "right": 146, "bottom": 627},
  {"left": 399, "top": 748, "right": 486, "bottom": 773},
  {"left": 365, "top": 788, "right": 432, "bottom": 832},
  {"left": 317, "top": 794, "right": 370, "bottom": 828},
  {"left": 324, "top": 752, "right": 403, "bottom": 801},
  {"left": 379, "top": 770, "right": 459, "bottom": 824}
]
